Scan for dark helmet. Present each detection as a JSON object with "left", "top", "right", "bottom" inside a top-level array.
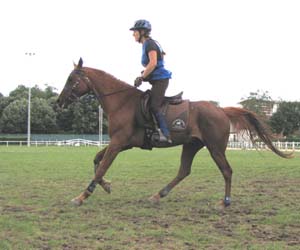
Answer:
[{"left": 129, "top": 19, "right": 152, "bottom": 31}]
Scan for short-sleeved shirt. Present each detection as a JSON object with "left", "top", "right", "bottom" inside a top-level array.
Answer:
[{"left": 141, "top": 39, "right": 172, "bottom": 81}]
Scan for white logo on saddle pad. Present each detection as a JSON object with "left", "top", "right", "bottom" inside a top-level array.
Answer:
[{"left": 172, "top": 119, "right": 186, "bottom": 130}]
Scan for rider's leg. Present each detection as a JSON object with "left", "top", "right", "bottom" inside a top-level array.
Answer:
[
  {"left": 150, "top": 79, "right": 172, "bottom": 143},
  {"left": 153, "top": 112, "right": 171, "bottom": 138}
]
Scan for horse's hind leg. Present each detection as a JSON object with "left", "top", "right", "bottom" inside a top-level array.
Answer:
[
  {"left": 207, "top": 147, "right": 233, "bottom": 207},
  {"left": 149, "top": 140, "right": 203, "bottom": 203},
  {"left": 93, "top": 146, "right": 112, "bottom": 193}
]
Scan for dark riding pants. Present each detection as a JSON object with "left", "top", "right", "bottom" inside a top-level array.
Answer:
[
  {"left": 149, "top": 79, "right": 170, "bottom": 137},
  {"left": 149, "top": 79, "right": 169, "bottom": 113}
]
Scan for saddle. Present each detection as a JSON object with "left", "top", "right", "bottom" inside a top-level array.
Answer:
[
  {"left": 141, "top": 90, "right": 183, "bottom": 121},
  {"left": 137, "top": 90, "right": 189, "bottom": 149}
]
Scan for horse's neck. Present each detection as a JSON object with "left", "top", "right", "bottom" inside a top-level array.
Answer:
[{"left": 86, "top": 68, "right": 136, "bottom": 114}]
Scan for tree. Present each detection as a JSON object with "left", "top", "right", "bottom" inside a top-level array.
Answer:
[
  {"left": 269, "top": 101, "right": 300, "bottom": 137},
  {"left": 239, "top": 90, "right": 274, "bottom": 118},
  {"left": 71, "top": 96, "right": 97, "bottom": 133},
  {"left": 55, "top": 105, "right": 74, "bottom": 132},
  {"left": 0, "top": 98, "right": 57, "bottom": 133},
  {"left": 43, "top": 85, "right": 58, "bottom": 99},
  {"left": 9, "top": 85, "right": 57, "bottom": 100},
  {"left": 0, "top": 96, "right": 12, "bottom": 120},
  {"left": 0, "top": 99, "right": 28, "bottom": 133},
  {"left": 0, "top": 84, "right": 108, "bottom": 134},
  {"left": 31, "top": 98, "right": 57, "bottom": 133},
  {"left": 54, "top": 94, "right": 108, "bottom": 134}
]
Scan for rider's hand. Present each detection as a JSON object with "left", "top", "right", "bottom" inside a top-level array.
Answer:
[{"left": 134, "top": 76, "right": 144, "bottom": 87}]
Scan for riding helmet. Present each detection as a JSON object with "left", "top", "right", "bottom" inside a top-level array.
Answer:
[{"left": 129, "top": 19, "right": 152, "bottom": 31}]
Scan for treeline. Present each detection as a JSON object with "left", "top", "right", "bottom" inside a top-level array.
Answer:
[
  {"left": 239, "top": 90, "right": 300, "bottom": 140},
  {"left": 0, "top": 85, "right": 108, "bottom": 134}
]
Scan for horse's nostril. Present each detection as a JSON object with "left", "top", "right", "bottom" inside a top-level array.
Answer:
[{"left": 56, "top": 98, "right": 64, "bottom": 108}]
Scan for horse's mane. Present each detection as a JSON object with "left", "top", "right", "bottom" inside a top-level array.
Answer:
[{"left": 84, "top": 67, "right": 134, "bottom": 89}]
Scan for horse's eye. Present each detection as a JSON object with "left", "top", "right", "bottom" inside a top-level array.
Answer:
[{"left": 68, "top": 76, "right": 74, "bottom": 83}]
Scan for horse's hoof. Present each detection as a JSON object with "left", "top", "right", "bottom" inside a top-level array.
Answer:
[
  {"left": 224, "top": 197, "right": 231, "bottom": 207},
  {"left": 148, "top": 193, "right": 160, "bottom": 204},
  {"left": 102, "top": 182, "right": 111, "bottom": 194},
  {"left": 219, "top": 199, "right": 230, "bottom": 208},
  {"left": 224, "top": 202, "right": 231, "bottom": 207},
  {"left": 71, "top": 198, "right": 83, "bottom": 206}
]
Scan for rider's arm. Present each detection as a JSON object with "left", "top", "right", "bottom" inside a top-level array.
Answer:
[{"left": 142, "top": 50, "right": 157, "bottom": 79}]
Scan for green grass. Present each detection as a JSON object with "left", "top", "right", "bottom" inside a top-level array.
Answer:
[{"left": 0, "top": 146, "right": 299, "bottom": 250}]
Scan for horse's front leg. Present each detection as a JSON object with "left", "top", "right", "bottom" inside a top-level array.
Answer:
[
  {"left": 71, "top": 143, "right": 123, "bottom": 206},
  {"left": 93, "top": 146, "right": 107, "bottom": 173}
]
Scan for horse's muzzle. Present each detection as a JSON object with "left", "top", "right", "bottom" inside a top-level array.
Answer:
[
  {"left": 57, "top": 97, "right": 68, "bottom": 108},
  {"left": 56, "top": 97, "right": 63, "bottom": 108}
]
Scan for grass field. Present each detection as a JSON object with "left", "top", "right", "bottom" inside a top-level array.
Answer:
[{"left": 0, "top": 146, "right": 299, "bottom": 250}]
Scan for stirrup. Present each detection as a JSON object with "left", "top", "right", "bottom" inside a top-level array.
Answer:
[{"left": 157, "top": 129, "right": 172, "bottom": 143}]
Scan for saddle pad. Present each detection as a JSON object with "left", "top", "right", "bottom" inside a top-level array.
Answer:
[{"left": 165, "top": 100, "right": 189, "bottom": 131}]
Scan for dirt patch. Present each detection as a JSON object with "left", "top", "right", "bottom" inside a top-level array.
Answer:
[
  {"left": 250, "top": 224, "right": 300, "bottom": 245},
  {"left": 1, "top": 205, "right": 34, "bottom": 213},
  {"left": 128, "top": 236, "right": 179, "bottom": 250}
]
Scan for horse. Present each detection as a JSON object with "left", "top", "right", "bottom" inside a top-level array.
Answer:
[{"left": 57, "top": 58, "right": 292, "bottom": 207}]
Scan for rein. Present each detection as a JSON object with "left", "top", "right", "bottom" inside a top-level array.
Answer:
[
  {"left": 97, "top": 86, "right": 136, "bottom": 98},
  {"left": 72, "top": 70, "right": 136, "bottom": 101}
]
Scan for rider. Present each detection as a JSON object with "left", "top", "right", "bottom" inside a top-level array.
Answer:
[{"left": 130, "top": 19, "right": 172, "bottom": 143}]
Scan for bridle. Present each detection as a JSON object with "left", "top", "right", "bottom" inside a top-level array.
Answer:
[{"left": 63, "top": 79, "right": 81, "bottom": 103}]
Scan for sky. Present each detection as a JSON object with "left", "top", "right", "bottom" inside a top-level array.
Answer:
[{"left": 1, "top": 0, "right": 300, "bottom": 107}]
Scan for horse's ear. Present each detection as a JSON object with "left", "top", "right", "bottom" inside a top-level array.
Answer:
[
  {"left": 78, "top": 57, "right": 83, "bottom": 68},
  {"left": 73, "top": 58, "right": 83, "bottom": 69}
]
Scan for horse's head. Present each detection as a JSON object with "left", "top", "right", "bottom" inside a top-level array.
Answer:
[{"left": 57, "top": 58, "right": 91, "bottom": 108}]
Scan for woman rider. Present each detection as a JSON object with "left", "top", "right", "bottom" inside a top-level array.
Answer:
[{"left": 130, "top": 19, "right": 172, "bottom": 143}]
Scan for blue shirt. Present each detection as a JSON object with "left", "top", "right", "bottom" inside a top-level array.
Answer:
[{"left": 141, "top": 39, "right": 172, "bottom": 81}]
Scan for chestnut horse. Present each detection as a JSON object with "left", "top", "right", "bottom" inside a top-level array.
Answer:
[{"left": 57, "top": 58, "right": 292, "bottom": 207}]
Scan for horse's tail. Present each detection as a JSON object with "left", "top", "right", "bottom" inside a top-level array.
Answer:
[{"left": 222, "top": 107, "right": 293, "bottom": 159}]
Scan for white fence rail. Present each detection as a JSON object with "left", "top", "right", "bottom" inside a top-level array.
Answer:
[
  {"left": 0, "top": 139, "right": 110, "bottom": 147},
  {"left": 0, "top": 139, "right": 300, "bottom": 151},
  {"left": 227, "top": 141, "right": 300, "bottom": 151}
]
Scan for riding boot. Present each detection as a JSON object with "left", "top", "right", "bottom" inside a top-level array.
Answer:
[{"left": 154, "top": 112, "right": 172, "bottom": 143}]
